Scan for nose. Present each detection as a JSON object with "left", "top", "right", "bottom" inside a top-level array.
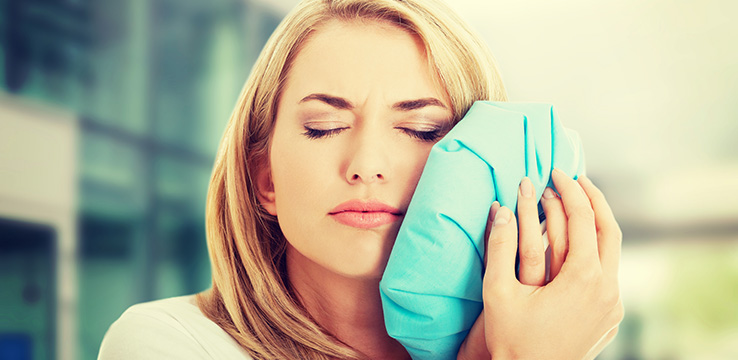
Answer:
[
  {"left": 348, "top": 172, "right": 384, "bottom": 184},
  {"left": 345, "top": 129, "right": 391, "bottom": 185}
]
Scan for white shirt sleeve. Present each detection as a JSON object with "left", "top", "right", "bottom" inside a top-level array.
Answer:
[
  {"left": 98, "top": 308, "right": 212, "bottom": 359},
  {"left": 97, "top": 295, "right": 254, "bottom": 360}
]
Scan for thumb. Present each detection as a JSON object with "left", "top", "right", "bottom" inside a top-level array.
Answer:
[
  {"left": 484, "top": 206, "right": 519, "bottom": 286},
  {"left": 457, "top": 310, "right": 491, "bottom": 360}
]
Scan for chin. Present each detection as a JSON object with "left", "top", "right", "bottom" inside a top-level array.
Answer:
[
  {"left": 346, "top": 233, "right": 397, "bottom": 279},
  {"left": 360, "top": 259, "right": 391, "bottom": 279},
  {"left": 333, "top": 243, "right": 394, "bottom": 280}
]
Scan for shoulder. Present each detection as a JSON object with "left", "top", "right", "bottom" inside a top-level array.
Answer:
[{"left": 98, "top": 295, "right": 253, "bottom": 360}]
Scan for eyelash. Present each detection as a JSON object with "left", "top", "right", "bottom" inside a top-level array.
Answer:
[
  {"left": 397, "top": 127, "right": 445, "bottom": 142},
  {"left": 302, "top": 127, "right": 347, "bottom": 139},
  {"left": 301, "top": 126, "right": 446, "bottom": 142}
]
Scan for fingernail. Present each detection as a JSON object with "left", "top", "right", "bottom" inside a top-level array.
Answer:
[
  {"left": 552, "top": 168, "right": 565, "bottom": 177},
  {"left": 493, "top": 206, "right": 510, "bottom": 226},
  {"left": 489, "top": 201, "right": 500, "bottom": 220},
  {"left": 543, "top": 187, "right": 556, "bottom": 199},
  {"left": 519, "top": 177, "right": 533, "bottom": 198}
]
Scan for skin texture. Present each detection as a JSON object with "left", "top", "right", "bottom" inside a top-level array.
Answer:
[{"left": 257, "top": 19, "right": 623, "bottom": 360}]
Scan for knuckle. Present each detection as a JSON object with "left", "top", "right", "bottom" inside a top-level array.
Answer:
[
  {"left": 519, "top": 247, "right": 545, "bottom": 267},
  {"left": 588, "top": 184, "right": 605, "bottom": 201},
  {"left": 576, "top": 264, "right": 601, "bottom": 284},
  {"left": 550, "top": 235, "right": 569, "bottom": 258},
  {"left": 599, "top": 224, "right": 623, "bottom": 242},
  {"left": 487, "top": 232, "right": 508, "bottom": 248},
  {"left": 571, "top": 206, "right": 595, "bottom": 222},
  {"left": 597, "top": 226, "right": 623, "bottom": 254},
  {"left": 601, "top": 287, "right": 621, "bottom": 309},
  {"left": 483, "top": 281, "right": 509, "bottom": 303}
]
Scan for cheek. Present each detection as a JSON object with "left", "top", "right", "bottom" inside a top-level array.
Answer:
[
  {"left": 269, "top": 131, "right": 338, "bottom": 220},
  {"left": 399, "top": 144, "right": 435, "bottom": 197},
  {"left": 272, "top": 153, "right": 315, "bottom": 197}
]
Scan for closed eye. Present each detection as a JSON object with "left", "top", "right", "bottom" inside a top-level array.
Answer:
[
  {"left": 397, "top": 127, "right": 447, "bottom": 142},
  {"left": 302, "top": 125, "right": 448, "bottom": 141},
  {"left": 302, "top": 126, "right": 348, "bottom": 139}
]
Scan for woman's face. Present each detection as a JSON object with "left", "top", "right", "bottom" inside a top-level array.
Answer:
[{"left": 262, "top": 20, "right": 453, "bottom": 279}]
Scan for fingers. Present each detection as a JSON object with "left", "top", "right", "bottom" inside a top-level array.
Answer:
[
  {"left": 483, "top": 201, "right": 500, "bottom": 267},
  {"left": 517, "top": 177, "right": 546, "bottom": 286},
  {"left": 484, "top": 205, "right": 518, "bottom": 286},
  {"left": 578, "top": 175, "right": 622, "bottom": 277},
  {"left": 540, "top": 187, "right": 567, "bottom": 280},
  {"left": 550, "top": 168, "right": 599, "bottom": 266}
]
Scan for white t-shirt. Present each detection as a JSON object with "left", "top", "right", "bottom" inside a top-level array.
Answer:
[{"left": 98, "top": 295, "right": 254, "bottom": 359}]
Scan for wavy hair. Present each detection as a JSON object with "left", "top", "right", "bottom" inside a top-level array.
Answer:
[{"left": 197, "top": 0, "right": 507, "bottom": 358}]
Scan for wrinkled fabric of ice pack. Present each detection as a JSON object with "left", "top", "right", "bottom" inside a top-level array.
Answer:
[{"left": 379, "top": 101, "right": 586, "bottom": 359}]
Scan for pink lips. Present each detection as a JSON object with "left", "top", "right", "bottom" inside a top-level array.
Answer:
[{"left": 329, "top": 200, "right": 403, "bottom": 229}]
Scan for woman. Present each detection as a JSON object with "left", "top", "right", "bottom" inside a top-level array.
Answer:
[{"left": 99, "top": 0, "right": 623, "bottom": 359}]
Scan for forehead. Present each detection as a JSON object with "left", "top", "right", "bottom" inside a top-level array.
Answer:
[
  {"left": 303, "top": 18, "right": 424, "bottom": 55},
  {"left": 282, "top": 19, "right": 445, "bottom": 102}
]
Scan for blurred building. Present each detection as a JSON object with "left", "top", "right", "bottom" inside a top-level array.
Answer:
[{"left": 0, "top": 0, "right": 281, "bottom": 359}]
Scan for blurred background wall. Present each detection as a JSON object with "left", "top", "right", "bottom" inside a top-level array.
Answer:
[
  {"left": 0, "top": 0, "right": 736, "bottom": 359},
  {"left": 0, "top": 0, "right": 281, "bottom": 359}
]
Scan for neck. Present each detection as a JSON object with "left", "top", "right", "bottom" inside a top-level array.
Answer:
[{"left": 286, "top": 246, "right": 409, "bottom": 360}]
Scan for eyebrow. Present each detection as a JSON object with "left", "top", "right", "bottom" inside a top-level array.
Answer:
[
  {"left": 393, "top": 98, "right": 447, "bottom": 111},
  {"left": 299, "top": 93, "right": 353, "bottom": 109},
  {"left": 299, "top": 93, "right": 447, "bottom": 111}
]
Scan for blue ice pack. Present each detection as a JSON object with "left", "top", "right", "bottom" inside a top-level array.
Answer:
[{"left": 379, "top": 101, "right": 586, "bottom": 359}]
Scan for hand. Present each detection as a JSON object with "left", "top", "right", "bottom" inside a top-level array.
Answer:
[{"left": 458, "top": 169, "right": 624, "bottom": 360}]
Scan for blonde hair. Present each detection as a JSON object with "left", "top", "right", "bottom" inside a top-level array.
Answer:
[{"left": 197, "top": 0, "right": 507, "bottom": 358}]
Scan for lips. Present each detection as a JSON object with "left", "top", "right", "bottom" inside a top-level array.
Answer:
[{"left": 329, "top": 200, "right": 403, "bottom": 229}]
